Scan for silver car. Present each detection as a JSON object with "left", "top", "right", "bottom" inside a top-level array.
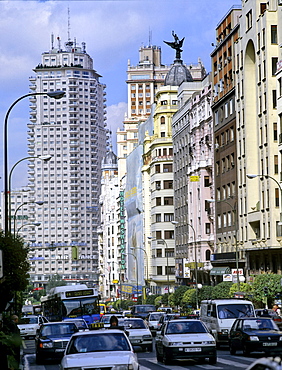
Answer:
[
  {"left": 60, "top": 329, "right": 139, "bottom": 370},
  {"left": 18, "top": 315, "right": 48, "bottom": 339},
  {"left": 124, "top": 317, "right": 153, "bottom": 352}
]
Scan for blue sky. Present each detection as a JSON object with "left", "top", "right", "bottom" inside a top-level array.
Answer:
[{"left": 0, "top": 0, "right": 238, "bottom": 189}]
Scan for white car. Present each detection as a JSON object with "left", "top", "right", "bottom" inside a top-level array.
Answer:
[
  {"left": 18, "top": 315, "right": 48, "bottom": 339},
  {"left": 146, "top": 312, "right": 164, "bottom": 336},
  {"left": 155, "top": 319, "right": 217, "bottom": 365},
  {"left": 100, "top": 314, "right": 124, "bottom": 328},
  {"left": 60, "top": 329, "right": 139, "bottom": 370},
  {"left": 124, "top": 317, "right": 153, "bottom": 352}
]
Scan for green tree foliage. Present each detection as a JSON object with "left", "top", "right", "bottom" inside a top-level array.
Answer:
[
  {"left": 229, "top": 282, "right": 252, "bottom": 298},
  {"left": 172, "top": 286, "right": 189, "bottom": 307},
  {"left": 0, "top": 232, "right": 30, "bottom": 312},
  {"left": 211, "top": 281, "right": 233, "bottom": 299},
  {"left": 252, "top": 274, "right": 282, "bottom": 307},
  {"left": 46, "top": 274, "right": 67, "bottom": 293},
  {"left": 145, "top": 294, "right": 158, "bottom": 305},
  {"left": 181, "top": 288, "right": 195, "bottom": 309}
]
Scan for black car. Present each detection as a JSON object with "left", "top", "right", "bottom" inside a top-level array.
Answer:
[
  {"left": 35, "top": 321, "right": 79, "bottom": 364},
  {"left": 229, "top": 317, "right": 282, "bottom": 356}
]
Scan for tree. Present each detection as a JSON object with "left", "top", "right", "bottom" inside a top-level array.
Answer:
[
  {"left": 172, "top": 286, "right": 189, "bottom": 308},
  {"left": 252, "top": 274, "right": 282, "bottom": 307},
  {"left": 45, "top": 274, "right": 66, "bottom": 293},
  {"left": 211, "top": 281, "right": 232, "bottom": 299},
  {"left": 229, "top": 282, "right": 252, "bottom": 298},
  {"left": 0, "top": 232, "right": 30, "bottom": 312}
]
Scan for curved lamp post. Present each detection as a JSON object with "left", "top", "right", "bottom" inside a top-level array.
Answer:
[
  {"left": 247, "top": 174, "right": 282, "bottom": 222},
  {"left": 17, "top": 222, "right": 41, "bottom": 236},
  {"left": 4, "top": 91, "right": 65, "bottom": 234},
  {"left": 147, "top": 236, "right": 170, "bottom": 295},
  {"left": 13, "top": 201, "right": 44, "bottom": 234},
  {"left": 206, "top": 199, "right": 240, "bottom": 292},
  {"left": 123, "top": 252, "right": 138, "bottom": 300},
  {"left": 9, "top": 155, "right": 51, "bottom": 231},
  {"left": 171, "top": 221, "right": 199, "bottom": 309}
]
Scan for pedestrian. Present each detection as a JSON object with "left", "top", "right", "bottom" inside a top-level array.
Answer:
[
  {"left": 272, "top": 304, "right": 281, "bottom": 316},
  {"left": 3, "top": 315, "right": 22, "bottom": 370},
  {"left": 109, "top": 315, "right": 119, "bottom": 328}
]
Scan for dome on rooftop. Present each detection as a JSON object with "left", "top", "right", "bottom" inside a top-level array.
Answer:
[{"left": 164, "top": 59, "right": 193, "bottom": 86}]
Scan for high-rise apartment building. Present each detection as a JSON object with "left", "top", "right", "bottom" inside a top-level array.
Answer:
[{"left": 27, "top": 36, "right": 107, "bottom": 288}]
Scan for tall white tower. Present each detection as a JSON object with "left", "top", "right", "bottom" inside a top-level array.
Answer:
[{"left": 27, "top": 36, "right": 107, "bottom": 288}]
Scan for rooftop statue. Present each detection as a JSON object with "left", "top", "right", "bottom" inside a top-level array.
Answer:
[{"left": 164, "top": 31, "right": 185, "bottom": 60}]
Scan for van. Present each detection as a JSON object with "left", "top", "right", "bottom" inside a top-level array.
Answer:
[
  {"left": 200, "top": 299, "right": 255, "bottom": 346},
  {"left": 130, "top": 304, "right": 156, "bottom": 319}
]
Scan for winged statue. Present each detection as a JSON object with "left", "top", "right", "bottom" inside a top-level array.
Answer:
[{"left": 164, "top": 31, "right": 185, "bottom": 60}]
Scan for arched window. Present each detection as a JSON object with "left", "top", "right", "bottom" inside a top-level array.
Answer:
[
  {"left": 160, "top": 116, "right": 165, "bottom": 124},
  {"left": 205, "top": 249, "right": 211, "bottom": 261}
]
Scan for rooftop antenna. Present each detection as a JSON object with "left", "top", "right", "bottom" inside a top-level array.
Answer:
[
  {"left": 51, "top": 33, "right": 54, "bottom": 49},
  {"left": 68, "top": 7, "right": 71, "bottom": 41},
  {"left": 149, "top": 27, "right": 152, "bottom": 46}
]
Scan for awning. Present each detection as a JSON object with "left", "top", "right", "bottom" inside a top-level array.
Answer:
[{"left": 210, "top": 267, "right": 231, "bottom": 276}]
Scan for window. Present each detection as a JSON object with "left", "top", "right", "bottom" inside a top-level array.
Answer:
[
  {"left": 156, "top": 197, "right": 161, "bottom": 206},
  {"left": 157, "top": 266, "right": 162, "bottom": 275},
  {"left": 271, "top": 25, "right": 277, "bottom": 44},
  {"left": 246, "top": 10, "right": 252, "bottom": 30},
  {"left": 160, "top": 116, "right": 165, "bottom": 124},
  {"left": 164, "top": 230, "right": 174, "bottom": 239},
  {"left": 163, "top": 164, "right": 172, "bottom": 172},
  {"left": 272, "top": 57, "right": 278, "bottom": 76},
  {"left": 156, "top": 249, "right": 162, "bottom": 257},
  {"left": 204, "top": 176, "right": 210, "bottom": 187},
  {"left": 274, "top": 155, "right": 278, "bottom": 175},
  {"left": 161, "top": 132, "right": 165, "bottom": 137},
  {"left": 273, "top": 90, "right": 277, "bottom": 109},
  {"left": 260, "top": 3, "right": 267, "bottom": 14},
  {"left": 155, "top": 164, "right": 160, "bottom": 173},
  {"left": 273, "top": 122, "right": 278, "bottom": 142},
  {"left": 205, "top": 223, "right": 211, "bottom": 234},
  {"left": 164, "top": 213, "right": 174, "bottom": 222},
  {"left": 164, "top": 197, "right": 173, "bottom": 205},
  {"left": 164, "top": 180, "right": 173, "bottom": 189},
  {"left": 156, "top": 214, "right": 161, "bottom": 222}
]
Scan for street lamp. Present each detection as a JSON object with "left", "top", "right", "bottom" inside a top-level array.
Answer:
[
  {"left": 17, "top": 222, "right": 41, "bottom": 236},
  {"left": 171, "top": 221, "right": 199, "bottom": 309},
  {"left": 246, "top": 174, "right": 282, "bottom": 222},
  {"left": 13, "top": 201, "right": 44, "bottom": 234},
  {"left": 8, "top": 155, "right": 52, "bottom": 231},
  {"left": 147, "top": 236, "right": 170, "bottom": 295},
  {"left": 4, "top": 91, "right": 65, "bottom": 234},
  {"left": 123, "top": 252, "right": 139, "bottom": 301},
  {"left": 206, "top": 198, "right": 240, "bottom": 292}
]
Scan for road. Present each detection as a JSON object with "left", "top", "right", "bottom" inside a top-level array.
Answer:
[{"left": 22, "top": 339, "right": 265, "bottom": 370}]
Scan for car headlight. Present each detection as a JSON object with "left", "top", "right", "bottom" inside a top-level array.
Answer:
[
  {"left": 168, "top": 342, "right": 182, "bottom": 346},
  {"left": 279, "top": 337, "right": 282, "bottom": 341},
  {"left": 249, "top": 336, "right": 259, "bottom": 341},
  {"left": 202, "top": 341, "right": 216, "bottom": 345},
  {"left": 113, "top": 365, "right": 132, "bottom": 370},
  {"left": 42, "top": 342, "right": 54, "bottom": 348},
  {"left": 143, "top": 335, "right": 152, "bottom": 339}
]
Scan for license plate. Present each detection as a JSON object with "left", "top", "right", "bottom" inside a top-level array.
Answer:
[
  {"left": 185, "top": 348, "right": 201, "bottom": 352},
  {"left": 263, "top": 342, "right": 277, "bottom": 346},
  {"left": 55, "top": 349, "right": 65, "bottom": 352}
]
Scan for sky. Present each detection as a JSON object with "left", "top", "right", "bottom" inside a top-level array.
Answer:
[{"left": 0, "top": 0, "right": 239, "bottom": 190}]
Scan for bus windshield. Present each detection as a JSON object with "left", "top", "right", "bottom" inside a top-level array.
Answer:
[{"left": 62, "top": 297, "right": 99, "bottom": 317}]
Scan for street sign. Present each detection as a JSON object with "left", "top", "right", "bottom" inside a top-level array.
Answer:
[
  {"left": 231, "top": 268, "right": 243, "bottom": 275},
  {"left": 190, "top": 176, "right": 200, "bottom": 182},
  {"left": 223, "top": 274, "right": 232, "bottom": 282}
]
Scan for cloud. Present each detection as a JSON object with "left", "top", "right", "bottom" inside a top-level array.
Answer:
[{"left": 106, "top": 102, "right": 127, "bottom": 153}]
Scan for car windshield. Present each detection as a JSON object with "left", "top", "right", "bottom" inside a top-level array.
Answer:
[
  {"left": 41, "top": 324, "right": 77, "bottom": 336},
  {"left": 217, "top": 304, "right": 254, "bottom": 319},
  {"left": 149, "top": 314, "right": 162, "bottom": 321},
  {"left": 67, "top": 333, "right": 131, "bottom": 354},
  {"left": 243, "top": 319, "right": 278, "bottom": 331},
  {"left": 166, "top": 321, "right": 207, "bottom": 334},
  {"left": 19, "top": 317, "right": 38, "bottom": 325},
  {"left": 124, "top": 320, "right": 146, "bottom": 329},
  {"left": 136, "top": 306, "right": 155, "bottom": 313},
  {"left": 65, "top": 320, "right": 87, "bottom": 329}
]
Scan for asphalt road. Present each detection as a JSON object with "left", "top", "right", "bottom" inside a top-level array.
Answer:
[{"left": 22, "top": 339, "right": 269, "bottom": 370}]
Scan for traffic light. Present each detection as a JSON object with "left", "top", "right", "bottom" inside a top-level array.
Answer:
[{"left": 263, "top": 286, "right": 268, "bottom": 296}]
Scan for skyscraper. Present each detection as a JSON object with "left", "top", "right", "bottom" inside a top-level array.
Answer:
[{"left": 27, "top": 35, "right": 107, "bottom": 288}]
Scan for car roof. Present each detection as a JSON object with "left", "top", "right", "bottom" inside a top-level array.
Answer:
[
  {"left": 42, "top": 321, "right": 76, "bottom": 325},
  {"left": 70, "top": 328, "right": 125, "bottom": 337}
]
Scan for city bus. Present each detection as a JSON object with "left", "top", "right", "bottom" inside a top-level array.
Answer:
[{"left": 41, "top": 284, "right": 100, "bottom": 325}]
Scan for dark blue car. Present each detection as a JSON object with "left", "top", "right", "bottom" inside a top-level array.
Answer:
[
  {"left": 229, "top": 317, "right": 282, "bottom": 356},
  {"left": 35, "top": 322, "right": 79, "bottom": 364}
]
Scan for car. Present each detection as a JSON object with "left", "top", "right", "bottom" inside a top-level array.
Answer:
[
  {"left": 255, "top": 309, "right": 282, "bottom": 328},
  {"left": 130, "top": 304, "right": 156, "bottom": 319},
  {"left": 229, "top": 317, "right": 282, "bottom": 356},
  {"left": 63, "top": 318, "right": 89, "bottom": 331},
  {"left": 246, "top": 356, "right": 282, "bottom": 370},
  {"left": 146, "top": 312, "right": 164, "bottom": 336},
  {"left": 35, "top": 321, "right": 79, "bottom": 364},
  {"left": 156, "top": 312, "right": 181, "bottom": 332},
  {"left": 17, "top": 315, "right": 48, "bottom": 339},
  {"left": 100, "top": 314, "right": 124, "bottom": 328},
  {"left": 124, "top": 317, "right": 153, "bottom": 351},
  {"left": 60, "top": 329, "right": 139, "bottom": 370},
  {"left": 155, "top": 319, "right": 217, "bottom": 365}
]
